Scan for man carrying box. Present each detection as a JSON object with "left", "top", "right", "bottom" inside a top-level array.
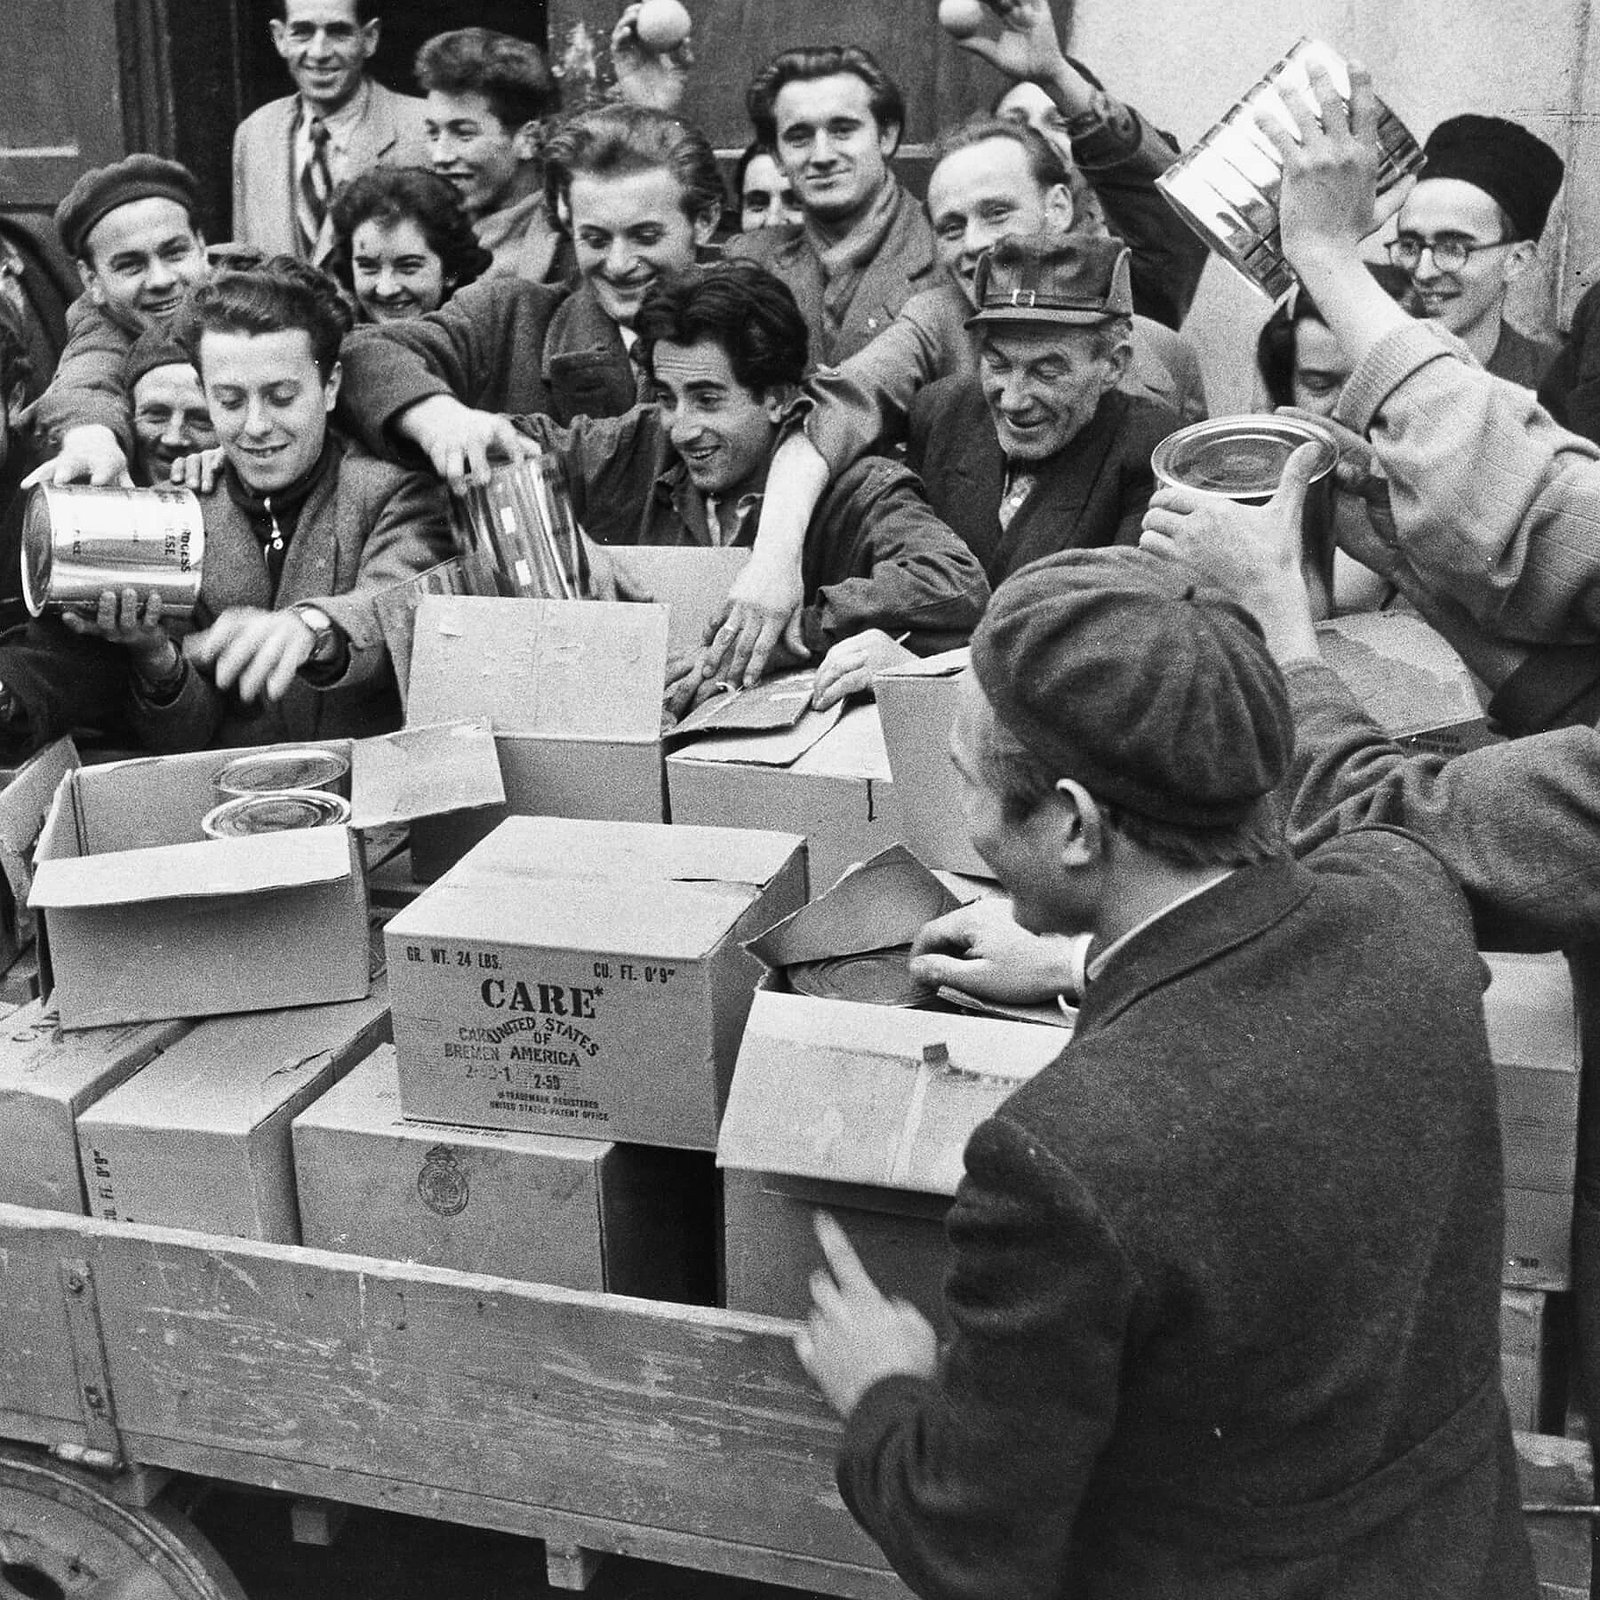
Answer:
[{"left": 799, "top": 546, "right": 1532, "bottom": 1598}]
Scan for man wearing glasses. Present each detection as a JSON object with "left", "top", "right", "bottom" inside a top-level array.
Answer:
[{"left": 1387, "top": 113, "right": 1564, "bottom": 386}]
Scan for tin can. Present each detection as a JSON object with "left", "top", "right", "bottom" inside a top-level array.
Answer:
[
  {"left": 1155, "top": 38, "right": 1424, "bottom": 300},
  {"left": 201, "top": 790, "right": 352, "bottom": 840},
  {"left": 212, "top": 747, "right": 351, "bottom": 805},
  {"left": 449, "top": 456, "right": 588, "bottom": 600},
  {"left": 21, "top": 483, "right": 205, "bottom": 619},
  {"left": 1152, "top": 413, "right": 1340, "bottom": 598}
]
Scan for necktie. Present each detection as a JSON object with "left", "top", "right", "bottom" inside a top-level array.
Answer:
[
  {"left": 298, "top": 117, "right": 332, "bottom": 260},
  {"left": 998, "top": 467, "right": 1037, "bottom": 531}
]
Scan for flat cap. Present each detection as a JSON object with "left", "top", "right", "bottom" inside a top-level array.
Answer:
[
  {"left": 967, "top": 233, "right": 1132, "bottom": 328},
  {"left": 970, "top": 547, "right": 1293, "bottom": 828},
  {"left": 1420, "top": 115, "right": 1565, "bottom": 243},
  {"left": 123, "top": 325, "right": 196, "bottom": 391},
  {"left": 56, "top": 154, "right": 199, "bottom": 259}
]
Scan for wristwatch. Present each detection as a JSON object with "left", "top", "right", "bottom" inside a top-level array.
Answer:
[{"left": 290, "top": 603, "right": 340, "bottom": 665}]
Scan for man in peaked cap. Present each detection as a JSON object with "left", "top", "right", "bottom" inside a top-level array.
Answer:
[
  {"left": 1391, "top": 113, "right": 1564, "bottom": 384},
  {"left": 797, "top": 543, "right": 1534, "bottom": 1600},
  {"left": 903, "top": 231, "right": 1180, "bottom": 585}
]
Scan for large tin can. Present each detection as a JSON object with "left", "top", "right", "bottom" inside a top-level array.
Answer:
[
  {"left": 1155, "top": 38, "right": 1423, "bottom": 300},
  {"left": 21, "top": 483, "right": 205, "bottom": 619},
  {"left": 212, "top": 747, "right": 352, "bottom": 805},
  {"left": 449, "top": 456, "right": 588, "bottom": 600},
  {"left": 1152, "top": 414, "right": 1340, "bottom": 597},
  {"left": 201, "top": 789, "right": 352, "bottom": 840}
]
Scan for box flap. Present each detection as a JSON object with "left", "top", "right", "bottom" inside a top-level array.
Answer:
[
  {"left": 350, "top": 718, "right": 506, "bottom": 829},
  {"left": 718, "top": 990, "right": 1062, "bottom": 1193},
  {"left": 669, "top": 700, "right": 844, "bottom": 769},
  {"left": 29, "top": 826, "right": 353, "bottom": 910},
  {"left": 603, "top": 545, "right": 749, "bottom": 660},
  {"left": 1315, "top": 613, "right": 1483, "bottom": 737},
  {"left": 794, "top": 705, "right": 892, "bottom": 781},
  {"left": 371, "top": 557, "right": 480, "bottom": 711},
  {"left": 875, "top": 647, "right": 970, "bottom": 683},
  {"left": 1483, "top": 951, "right": 1580, "bottom": 1073},
  {"left": 747, "top": 844, "right": 961, "bottom": 966},
  {"left": 406, "top": 595, "right": 667, "bottom": 740},
  {"left": 670, "top": 670, "right": 821, "bottom": 740},
  {"left": 0, "top": 737, "right": 79, "bottom": 907}
]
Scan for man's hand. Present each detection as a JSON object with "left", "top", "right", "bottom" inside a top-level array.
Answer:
[
  {"left": 167, "top": 446, "right": 226, "bottom": 494},
  {"left": 943, "top": 0, "right": 1075, "bottom": 98},
  {"left": 662, "top": 647, "right": 715, "bottom": 722},
  {"left": 184, "top": 606, "right": 322, "bottom": 703},
  {"left": 795, "top": 1212, "right": 938, "bottom": 1419},
  {"left": 611, "top": 2, "right": 693, "bottom": 114},
  {"left": 910, "top": 896, "right": 1084, "bottom": 1002},
  {"left": 1139, "top": 441, "right": 1324, "bottom": 662},
  {"left": 397, "top": 395, "right": 539, "bottom": 486},
  {"left": 61, "top": 586, "right": 180, "bottom": 676},
  {"left": 24, "top": 424, "right": 132, "bottom": 488},
  {"left": 811, "top": 628, "right": 914, "bottom": 711},
  {"left": 701, "top": 546, "right": 808, "bottom": 689}
]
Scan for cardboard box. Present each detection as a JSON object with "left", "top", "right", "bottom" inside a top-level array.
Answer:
[
  {"left": 0, "top": 1002, "right": 188, "bottom": 1212},
  {"left": 1506, "top": 1186, "right": 1572, "bottom": 1290},
  {"left": 387, "top": 816, "right": 806, "bottom": 1149},
  {"left": 0, "top": 738, "right": 79, "bottom": 973},
  {"left": 603, "top": 546, "right": 749, "bottom": 660},
  {"left": 668, "top": 705, "right": 901, "bottom": 896},
  {"left": 26, "top": 725, "right": 502, "bottom": 1030},
  {"left": 1502, "top": 1288, "right": 1567, "bottom": 1433},
  {"left": 873, "top": 649, "right": 991, "bottom": 879},
  {"left": 1517, "top": 1431, "right": 1594, "bottom": 1600},
  {"left": 1484, "top": 952, "right": 1581, "bottom": 1195},
  {"left": 405, "top": 595, "right": 670, "bottom": 879},
  {"left": 293, "top": 1045, "right": 714, "bottom": 1298},
  {"left": 1314, "top": 612, "right": 1494, "bottom": 756},
  {"left": 77, "top": 980, "right": 391, "bottom": 1241},
  {"left": 718, "top": 989, "right": 1066, "bottom": 1324}
]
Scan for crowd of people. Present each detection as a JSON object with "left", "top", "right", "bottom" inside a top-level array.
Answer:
[{"left": 4, "top": 0, "right": 1600, "bottom": 1593}]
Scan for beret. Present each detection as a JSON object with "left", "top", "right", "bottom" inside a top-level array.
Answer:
[
  {"left": 970, "top": 547, "right": 1293, "bottom": 828},
  {"left": 123, "top": 325, "right": 195, "bottom": 392},
  {"left": 1419, "top": 115, "right": 1565, "bottom": 243},
  {"left": 56, "top": 154, "right": 199, "bottom": 259}
]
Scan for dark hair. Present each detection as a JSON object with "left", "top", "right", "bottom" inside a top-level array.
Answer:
[
  {"left": 415, "top": 27, "right": 559, "bottom": 132},
  {"left": 326, "top": 167, "right": 491, "bottom": 303},
  {"left": 975, "top": 710, "right": 1284, "bottom": 869},
  {"left": 1256, "top": 261, "right": 1412, "bottom": 408},
  {"left": 543, "top": 104, "right": 725, "bottom": 229},
  {"left": 734, "top": 140, "right": 781, "bottom": 198},
  {"left": 634, "top": 261, "right": 809, "bottom": 392},
  {"left": 934, "top": 116, "right": 1105, "bottom": 237},
  {"left": 746, "top": 46, "right": 905, "bottom": 151},
  {"left": 271, "top": 0, "right": 377, "bottom": 20},
  {"left": 174, "top": 256, "right": 354, "bottom": 379},
  {"left": 0, "top": 312, "right": 32, "bottom": 400}
]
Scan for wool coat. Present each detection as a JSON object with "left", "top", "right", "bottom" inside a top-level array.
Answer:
[
  {"left": 839, "top": 827, "right": 1535, "bottom": 1600},
  {"left": 907, "top": 376, "right": 1178, "bottom": 584}
]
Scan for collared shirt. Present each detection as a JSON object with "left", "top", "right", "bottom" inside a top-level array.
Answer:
[
  {"left": 293, "top": 78, "right": 370, "bottom": 190},
  {"left": 701, "top": 491, "right": 762, "bottom": 547},
  {"left": 1086, "top": 870, "right": 1236, "bottom": 983}
]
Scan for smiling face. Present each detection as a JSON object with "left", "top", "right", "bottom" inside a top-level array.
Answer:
[
  {"left": 199, "top": 327, "right": 338, "bottom": 494},
  {"left": 569, "top": 167, "right": 712, "bottom": 328},
  {"left": 1394, "top": 178, "right": 1522, "bottom": 340},
  {"left": 425, "top": 87, "right": 534, "bottom": 219},
  {"left": 350, "top": 216, "right": 449, "bottom": 321},
  {"left": 772, "top": 72, "right": 896, "bottom": 227},
  {"left": 651, "top": 337, "right": 782, "bottom": 499},
  {"left": 976, "top": 322, "right": 1125, "bottom": 462},
  {"left": 927, "top": 138, "right": 1070, "bottom": 303},
  {"left": 79, "top": 198, "right": 208, "bottom": 331},
  {"left": 270, "top": 0, "right": 377, "bottom": 116},
  {"left": 740, "top": 152, "right": 802, "bottom": 232},
  {"left": 131, "top": 362, "right": 218, "bottom": 484}
]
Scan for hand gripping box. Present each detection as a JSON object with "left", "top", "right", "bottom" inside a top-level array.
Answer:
[{"left": 385, "top": 816, "right": 806, "bottom": 1150}]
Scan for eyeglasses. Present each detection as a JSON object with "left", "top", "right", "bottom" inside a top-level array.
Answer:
[{"left": 1386, "top": 235, "right": 1514, "bottom": 273}]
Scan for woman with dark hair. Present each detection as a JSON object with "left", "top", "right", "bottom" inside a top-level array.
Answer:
[
  {"left": 64, "top": 256, "right": 452, "bottom": 751},
  {"left": 328, "top": 167, "right": 493, "bottom": 323}
]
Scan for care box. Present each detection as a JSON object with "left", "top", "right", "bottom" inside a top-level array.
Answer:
[
  {"left": 668, "top": 704, "right": 900, "bottom": 895},
  {"left": 386, "top": 816, "right": 806, "bottom": 1150},
  {"left": 1505, "top": 1186, "right": 1571, "bottom": 1290},
  {"left": 76, "top": 979, "right": 391, "bottom": 1242},
  {"left": 602, "top": 545, "right": 749, "bottom": 660},
  {"left": 404, "top": 595, "right": 670, "bottom": 879},
  {"left": 293, "top": 1045, "right": 713, "bottom": 1297}
]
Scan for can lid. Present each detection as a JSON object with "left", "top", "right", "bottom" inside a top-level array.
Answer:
[
  {"left": 20, "top": 489, "right": 54, "bottom": 618},
  {"left": 787, "top": 947, "right": 937, "bottom": 1008},
  {"left": 214, "top": 747, "right": 350, "bottom": 798},
  {"left": 201, "top": 790, "right": 352, "bottom": 839},
  {"left": 1151, "top": 415, "right": 1338, "bottom": 498}
]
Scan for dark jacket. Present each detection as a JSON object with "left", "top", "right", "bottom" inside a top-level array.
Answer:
[
  {"left": 839, "top": 828, "right": 1534, "bottom": 1600},
  {"left": 511, "top": 404, "right": 989, "bottom": 656},
  {"left": 1539, "top": 278, "right": 1600, "bottom": 443},
  {"left": 133, "top": 435, "right": 451, "bottom": 751},
  {"left": 1487, "top": 321, "right": 1559, "bottom": 391},
  {"left": 908, "top": 377, "right": 1178, "bottom": 584}
]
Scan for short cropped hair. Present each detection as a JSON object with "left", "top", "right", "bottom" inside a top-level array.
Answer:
[
  {"left": 935, "top": 116, "right": 1105, "bottom": 237},
  {"left": 174, "top": 256, "right": 353, "bottom": 379},
  {"left": 543, "top": 104, "right": 725, "bottom": 228},
  {"left": 746, "top": 46, "right": 905, "bottom": 149},
  {"left": 415, "top": 27, "right": 559, "bottom": 132},
  {"left": 327, "top": 167, "right": 492, "bottom": 300},
  {"left": 634, "top": 261, "right": 809, "bottom": 393}
]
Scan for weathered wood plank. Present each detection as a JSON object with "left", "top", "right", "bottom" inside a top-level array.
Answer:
[
  {"left": 545, "top": 1540, "right": 603, "bottom": 1590},
  {"left": 0, "top": 1207, "right": 91, "bottom": 1435}
]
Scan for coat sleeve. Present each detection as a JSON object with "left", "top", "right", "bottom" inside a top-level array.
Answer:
[
  {"left": 800, "top": 464, "right": 989, "bottom": 655},
  {"left": 1283, "top": 657, "right": 1600, "bottom": 951},
  {"left": 23, "top": 300, "right": 134, "bottom": 450},
  {"left": 838, "top": 1113, "right": 1136, "bottom": 1600},
  {"left": 1334, "top": 320, "right": 1600, "bottom": 644},
  {"left": 1112, "top": 403, "right": 1176, "bottom": 546}
]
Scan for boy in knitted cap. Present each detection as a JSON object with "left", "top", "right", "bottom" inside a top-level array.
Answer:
[{"left": 798, "top": 545, "right": 1532, "bottom": 1600}]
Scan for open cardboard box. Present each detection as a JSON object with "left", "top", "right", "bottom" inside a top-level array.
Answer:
[
  {"left": 404, "top": 594, "right": 670, "bottom": 879},
  {"left": 603, "top": 545, "right": 749, "bottom": 661},
  {"left": 25, "top": 721, "right": 502, "bottom": 1030}
]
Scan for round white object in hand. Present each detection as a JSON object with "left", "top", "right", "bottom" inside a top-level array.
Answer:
[{"left": 634, "top": 0, "right": 692, "bottom": 52}]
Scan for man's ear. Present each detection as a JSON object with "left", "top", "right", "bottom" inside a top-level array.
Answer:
[
  {"left": 1055, "top": 778, "right": 1106, "bottom": 868},
  {"left": 76, "top": 258, "right": 104, "bottom": 307},
  {"left": 1503, "top": 239, "right": 1539, "bottom": 284},
  {"left": 322, "top": 359, "right": 342, "bottom": 412},
  {"left": 877, "top": 119, "right": 902, "bottom": 163},
  {"left": 690, "top": 204, "right": 720, "bottom": 249},
  {"left": 1043, "top": 182, "right": 1075, "bottom": 235},
  {"left": 759, "top": 384, "right": 789, "bottom": 423},
  {"left": 1098, "top": 333, "right": 1132, "bottom": 393},
  {"left": 269, "top": 17, "right": 289, "bottom": 57},
  {"left": 4, "top": 379, "right": 27, "bottom": 431},
  {"left": 359, "top": 18, "right": 381, "bottom": 59},
  {"left": 512, "top": 119, "right": 545, "bottom": 164}
]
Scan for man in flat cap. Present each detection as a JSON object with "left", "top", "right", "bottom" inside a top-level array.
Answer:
[
  {"left": 26, "top": 154, "right": 213, "bottom": 487},
  {"left": 903, "top": 231, "right": 1179, "bottom": 584},
  {"left": 1390, "top": 113, "right": 1564, "bottom": 385},
  {"left": 797, "top": 544, "right": 1533, "bottom": 1600}
]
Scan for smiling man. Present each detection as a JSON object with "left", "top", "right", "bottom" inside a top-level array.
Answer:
[
  {"left": 905, "top": 232, "right": 1177, "bottom": 583},
  {"left": 233, "top": 0, "right": 429, "bottom": 266},
  {"left": 122, "top": 328, "right": 219, "bottom": 486}
]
